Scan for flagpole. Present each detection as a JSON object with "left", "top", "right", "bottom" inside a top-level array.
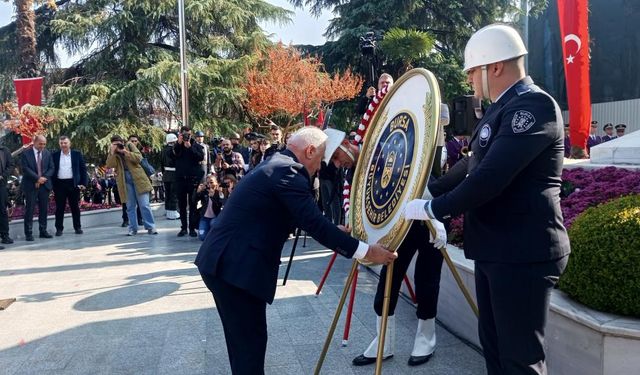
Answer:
[
  {"left": 521, "top": 0, "right": 529, "bottom": 73},
  {"left": 178, "top": 0, "right": 189, "bottom": 128}
]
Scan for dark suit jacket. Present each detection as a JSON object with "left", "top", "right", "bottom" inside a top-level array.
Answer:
[
  {"left": 52, "top": 150, "right": 88, "bottom": 187},
  {"left": 430, "top": 77, "right": 571, "bottom": 264},
  {"left": 20, "top": 147, "right": 54, "bottom": 192},
  {"left": 195, "top": 149, "right": 359, "bottom": 304}
]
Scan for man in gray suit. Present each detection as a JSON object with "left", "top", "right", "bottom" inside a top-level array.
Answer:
[{"left": 20, "top": 135, "right": 55, "bottom": 241}]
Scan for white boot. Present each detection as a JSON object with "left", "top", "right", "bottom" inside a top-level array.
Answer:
[
  {"left": 353, "top": 315, "right": 395, "bottom": 366},
  {"left": 408, "top": 318, "right": 436, "bottom": 366}
]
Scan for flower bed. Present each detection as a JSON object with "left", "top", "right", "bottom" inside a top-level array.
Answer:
[{"left": 448, "top": 167, "right": 640, "bottom": 247}]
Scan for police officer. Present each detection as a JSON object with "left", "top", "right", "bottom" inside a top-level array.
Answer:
[
  {"left": 587, "top": 121, "right": 601, "bottom": 154},
  {"left": 405, "top": 24, "right": 570, "bottom": 375},
  {"left": 615, "top": 123, "right": 627, "bottom": 137},
  {"left": 194, "top": 131, "right": 210, "bottom": 182},
  {"left": 601, "top": 123, "right": 616, "bottom": 142},
  {"left": 162, "top": 133, "right": 179, "bottom": 220}
]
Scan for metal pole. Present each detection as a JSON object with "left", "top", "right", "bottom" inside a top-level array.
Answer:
[
  {"left": 177, "top": 0, "right": 189, "bottom": 128},
  {"left": 522, "top": 0, "right": 529, "bottom": 73},
  {"left": 375, "top": 261, "right": 394, "bottom": 375},
  {"left": 314, "top": 260, "right": 359, "bottom": 375},
  {"left": 282, "top": 228, "right": 301, "bottom": 286}
]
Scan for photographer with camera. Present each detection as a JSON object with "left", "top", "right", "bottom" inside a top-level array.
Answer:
[
  {"left": 356, "top": 73, "right": 394, "bottom": 115},
  {"left": 106, "top": 135, "right": 157, "bottom": 236},
  {"left": 214, "top": 139, "right": 244, "bottom": 180},
  {"left": 229, "top": 132, "right": 251, "bottom": 171},
  {"left": 172, "top": 126, "right": 205, "bottom": 237},
  {"left": 193, "top": 175, "right": 223, "bottom": 241}
]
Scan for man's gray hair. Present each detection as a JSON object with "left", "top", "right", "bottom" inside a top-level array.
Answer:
[{"left": 288, "top": 126, "right": 327, "bottom": 148}]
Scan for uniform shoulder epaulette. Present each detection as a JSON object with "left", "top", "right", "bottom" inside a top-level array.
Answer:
[{"left": 515, "top": 84, "right": 532, "bottom": 96}]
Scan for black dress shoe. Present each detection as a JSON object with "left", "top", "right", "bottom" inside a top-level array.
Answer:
[
  {"left": 189, "top": 230, "right": 198, "bottom": 237},
  {"left": 121, "top": 221, "right": 129, "bottom": 228},
  {"left": 75, "top": 229, "right": 83, "bottom": 234},
  {"left": 1, "top": 236, "right": 14, "bottom": 244},
  {"left": 352, "top": 354, "right": 393, "bottom": 366},
  {"left": 55, "top": 230, "right": 63, "bottom": 237},
  {"left": 408, "top": 353, "right": 434, "bottom": 366},
  {"left": 177, "top": 229, "right": 188, "bottom": 237},
  {"left": 40, "top": 232, "right": 53, "bottom": 239},
  {"left": 25, "top": 234, "right": 34, "bottom": 242},
  {"left": 0, "top": 245, "right": 4, "bottom": 250}
]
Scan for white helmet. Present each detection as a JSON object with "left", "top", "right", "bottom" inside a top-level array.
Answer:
[
  {"left": 323, "top": 128, "right": 346, "bottom": 162},
  {"left": 166, "top": 133, "right": 177, "bottom": 144},
  {"left": 463, "top": 24, "right": 528, "bottom": 72}
]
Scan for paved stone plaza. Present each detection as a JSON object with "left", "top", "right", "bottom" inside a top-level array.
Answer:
[{"left": 0, "top": 217, "right": 485, "bottom": 374}]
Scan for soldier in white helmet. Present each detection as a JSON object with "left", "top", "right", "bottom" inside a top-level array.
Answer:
[{"left": 405, "top": 24, "right": 571, "bottom": 374}]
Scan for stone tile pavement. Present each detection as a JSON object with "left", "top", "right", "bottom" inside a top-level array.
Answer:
[{"left": 0, "top": 218, "right": 485, "bottom": 374}]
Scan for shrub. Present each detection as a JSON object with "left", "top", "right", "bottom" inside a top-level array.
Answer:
[{"left": 559, "top": 195, "right": 640, "bottom": 317}]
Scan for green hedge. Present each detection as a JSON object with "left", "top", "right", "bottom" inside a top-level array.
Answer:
[{"left": 560, "top": 194, "right": 640, "bottom": 318}]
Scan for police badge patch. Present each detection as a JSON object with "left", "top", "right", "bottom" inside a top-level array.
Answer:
[
  {"left": 511, "top": 110, "right": 536, "bottom": 133},
  {"left": 479, "top": 124, "right": 491, "bottom": 147}
]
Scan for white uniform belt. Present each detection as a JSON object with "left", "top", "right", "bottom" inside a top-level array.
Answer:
[{"left": 164, "top": 167, "right": 176, "bottom": 171}]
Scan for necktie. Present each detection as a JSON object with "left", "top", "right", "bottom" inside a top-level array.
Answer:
[{"left": 37, "top": 151, "right": 42, "bottom": 177}]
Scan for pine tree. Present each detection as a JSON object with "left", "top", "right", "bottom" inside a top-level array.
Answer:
[{"left": 0, "top": 0, "right": 291, "bottom": 156}]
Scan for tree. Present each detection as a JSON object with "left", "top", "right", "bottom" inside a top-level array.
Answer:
[
  {"left": 0, "top": 0, "right": 291, "bottom": 157},
  {"left": 243, "top": 43, "right": 363, "bottom": 128},
  {"left": 291, "top": 0, "right": 548, "bottom": 98}
]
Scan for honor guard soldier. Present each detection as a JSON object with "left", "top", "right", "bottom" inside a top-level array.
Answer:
[
  {"left": 405, "top": 24, "right": 571, "bottom": 375},
  {"left": 601, "top": 123, "right": 616, "bottom": 142},
  {"left": 615, "top": 123, "right": 627, "bottom": 137},
  {"left": 563, "top": 123, "right": 571, "bottom": 158}
]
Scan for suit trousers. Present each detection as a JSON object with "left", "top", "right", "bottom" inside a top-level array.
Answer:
[
  {"left": 24, "top": 185, "right": 51, "bottom": 234},
  {"left": 475, "top": 256, "right": 568, "bottom": 375},
  {"left": 200, "top": 273, "right": 267, "bottom": 375},
  {"left": 0, "top": 184, "right": 9, "bottom": 236},
  {"left": 53, "top": 179, "right": 81, "bottom": 231},
  {"left": 176, "top": 176, "right": 200, "bottom": 231},
  {"left": 374, "top": 222, "right": 444, "bottom": 320}
]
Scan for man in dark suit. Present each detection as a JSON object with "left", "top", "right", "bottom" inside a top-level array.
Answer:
[
  {"left": 20, "top": 135, "right": 55, "bottom": 241},
  {"left": 195, "top": 126, "right": 396, "bottom": 375},
  {"left": 406, "top": 24, "right": 570, "bottom": 375},
  {"left": 52, "top": 136, "right": 88, "bottom": 236},
  {"left": 0, "top": 143, "right": 15, "bottom": 248}
]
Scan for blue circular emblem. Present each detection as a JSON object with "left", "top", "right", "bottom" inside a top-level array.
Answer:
[
  {"left": 479, "top": 124, "right": 491, "bottom": 147},
  {"left": 364, "top": 112, "right": 415, "bottom": 226}
]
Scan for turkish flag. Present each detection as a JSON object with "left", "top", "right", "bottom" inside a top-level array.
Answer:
[
  {"left": 557, "top": 0, "right": 591, "bottom": 155},
  {"left": 14, "top": 77, "right": 44, "bottom": 145}
]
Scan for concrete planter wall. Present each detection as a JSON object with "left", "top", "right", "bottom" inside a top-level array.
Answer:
[
  {"left": 6, "top": 203, "right": 166, "bottom": 240},
  {"left": 371, "top": 245, "right": 640, "bottom": 375}
]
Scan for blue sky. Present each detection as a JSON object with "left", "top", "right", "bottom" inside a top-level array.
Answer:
[{"left": 0, "top": 0, "right": 331, "bottom": 67}]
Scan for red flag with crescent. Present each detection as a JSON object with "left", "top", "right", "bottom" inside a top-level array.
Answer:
[{"left": 557, "top": 0, "right": 591, "bottom": 154}]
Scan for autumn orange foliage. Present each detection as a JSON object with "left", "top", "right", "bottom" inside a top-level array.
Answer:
[
  {"left": 244, "top": 43, "right": 363, "bottom": 125},
  {"left": 2, "top": 102, "right": 54, "bottom": 141}
]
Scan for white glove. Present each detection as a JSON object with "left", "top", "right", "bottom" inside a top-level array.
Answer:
[
  {"left": 427, "top": 218, "right": 447, "bottom": 249},
  {"left": 404, "top": 199, "right": 429, "bottom": 220}
]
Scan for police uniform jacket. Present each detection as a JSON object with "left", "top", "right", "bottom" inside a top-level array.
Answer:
[
  {"left": 195, "top": 149, "right": 359, "bottom": 304},
  {"left": 430, "top": 77, "right": 570, "bottom": 263},
  {"left": 160, "top": 145, "right": 177, "bottom": 183}
]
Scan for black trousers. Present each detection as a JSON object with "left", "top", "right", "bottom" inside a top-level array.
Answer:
[
  {"left": 475, "top": 256, "right": 568, "bottom": 375},
  {"left": 163, "top": 181, "right": 177, "bottom": 211},
  {"left": 53, "top": 179, "right": 81, "bottom": 231},
  {"left": 121, "top": 204, "right": 142, "bottom": 222},
  {"left": 200, "top": 273, "right": 267, "bottom": 375},
  {"left": 24, "top": 186, "right": 51, "bottom": 235},
  {"left": 374, "top": 221, "right": 444, "bottom": 319},
  {"left": 176, "top": 176, "right": 200, "bottom": 231},
  {"left": 0, "top": 184, "right": 9, "bottom": 236}
]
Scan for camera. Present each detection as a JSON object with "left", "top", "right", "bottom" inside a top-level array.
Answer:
[
  {"left": 220, "top": 182, "right": 229, "bottom": 189},
  {"left": 359, "top": 31, "right": 378, "bottom": 56},
  {"left": 116, "top": 144, "right": 125, "bottom": 150}
]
